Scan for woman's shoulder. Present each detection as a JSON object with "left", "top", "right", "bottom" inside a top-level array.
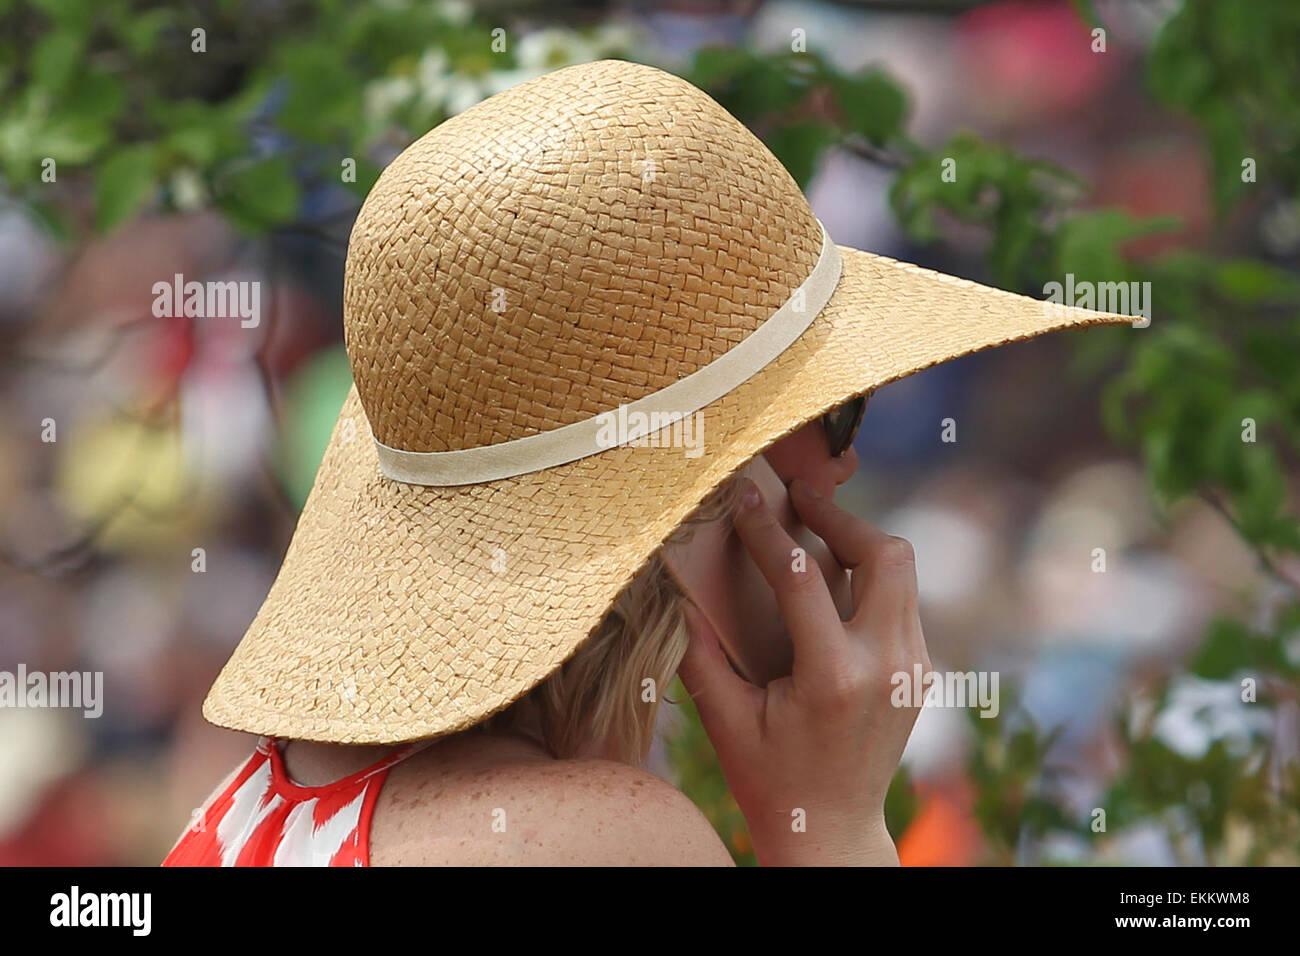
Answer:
[{"left": 369, "top": 742, "right": 735, "bottom": 866}]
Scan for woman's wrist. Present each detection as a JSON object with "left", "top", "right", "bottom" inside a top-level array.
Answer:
[{"left": 749, "top": 811, "right": 898, "bottom": 867}]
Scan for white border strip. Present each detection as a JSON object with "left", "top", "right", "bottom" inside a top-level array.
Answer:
[{"left": 376, "top": 222, "right": 842, "bottom": 486}]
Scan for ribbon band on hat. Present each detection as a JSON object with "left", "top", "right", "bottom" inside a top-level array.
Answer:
[{"left": 374, "top": 221, "right": 843, "bottom": 486}]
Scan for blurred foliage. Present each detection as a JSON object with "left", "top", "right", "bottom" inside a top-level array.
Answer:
[
  {"left": 1100, "top": 687, "right": 1293, "bottom": 866},
  {"left": 963, "top": 690, "right": 1069, "bottom": 864},
  {"left": 1147, "top": 0, "right": 1300, "bottom": 207},
  {"left": 0, "top": 0, "right": 631, "bottom": 237},
  {"left": 664, "top": 676, "right": 757, "bottom": 866},
  {"left": 679, "top": 0, "right": 1299, "bottom": 864},
  {"left": 4, "top": 0, "right": 1297, "bottom": 864}
]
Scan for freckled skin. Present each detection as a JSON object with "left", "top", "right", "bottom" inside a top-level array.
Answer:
[
  {"left": 175, "top": 420, "right": 885, "bottom": 866},
  {"left": 206, "top": 421, "right": 852, "bottom": 866},
  {"left": 262, "top": 731, "right": 733, "bottom": 866}
]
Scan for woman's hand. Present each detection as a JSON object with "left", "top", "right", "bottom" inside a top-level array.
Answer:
[{"left": 676, "top": 476, "right": 931, "bottom": 866}]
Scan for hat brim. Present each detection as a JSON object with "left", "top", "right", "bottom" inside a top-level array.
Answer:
[{"left": 202, "top": 246, "right": 1134, "bottom": 744}]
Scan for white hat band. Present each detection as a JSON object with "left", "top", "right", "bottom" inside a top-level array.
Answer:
[{"left": 374, "top": 221, "right": 842, "bottom": 486}]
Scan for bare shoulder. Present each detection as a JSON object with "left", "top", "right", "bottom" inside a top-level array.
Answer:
[{"left": 371, "top": 750, "right": 735, "bottom": 867}]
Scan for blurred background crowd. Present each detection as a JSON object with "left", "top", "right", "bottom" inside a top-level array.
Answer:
[{"left": 1, "top": 0, "right": 1296, "bottom": 866}]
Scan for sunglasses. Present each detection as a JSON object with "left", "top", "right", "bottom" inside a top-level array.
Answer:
[{"left": 822, "top": 394, "right": 869, "bottom": 458}]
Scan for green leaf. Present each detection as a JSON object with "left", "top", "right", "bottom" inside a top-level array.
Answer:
[
  {"left": 115, "top": 6, "right": 174, "bottom": 56},
  {"left": 31, "top": 28, "right": 85, "bottom": 94},
  {"left": 28, "top": 197, "right": 72, "bottom": 242},
  {"left": 214, "top": 155, "right": 301, "bottom": 231},
  {"left": 339, "top": 154, "right": 382, "bottom": 199},
  {"left": 95, "top": 145, "right": 157, "bottom": 233},
  {"left": 278, "top": 41, "right": 364, "bottom": 140},
  {"left": 1213, "top": 260, "right": 1300, "bottom": 305},
  {"left": 1054, "top": 209, "right": 1176, "bottom": 284},
  {"left": 834, "top": 70, "right": 906, "bottom": 146},
  {"left": 29, "top": 0, "right": 91, "bottom": 27},
  {"left": 688, "top": 45, "right": 755, "bottom": 89},
  {"left": 1070, "top": 0, "right": 1104, "bottom": 30},
  {"left": 60, "top": 72, "right": 126, "bottom": 127},
  {"left": 1233, "top": 446, "right": 1287, "bottom": 544},
  {"left": 883, "top": 765, "right": 918, "bottom": 841},
  {"left": 1193, "top": 615, "right": 1296, "bottom": 680},
  {"left": 766, "top": 121, "right": 834, "bottom": 188},
  {"left": 37, "top": 115, "right": 110, "bottom": 164},
  {"left": 687, "top": 49, "right": 813, "bottom": 124},
  {"left": 165, "top": 124, "right": 223, "bottom": 165}
]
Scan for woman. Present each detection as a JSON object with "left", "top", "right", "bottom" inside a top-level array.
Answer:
[{"left": 164, "top": 60, "right": 1129, "bottom": 866}]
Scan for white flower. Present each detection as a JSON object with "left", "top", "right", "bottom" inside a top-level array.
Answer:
[
  {"left": 434, "top": 0, "right": 473, "bottom": 26},
  {"left": 415, "top": 48, "right": 452, "bottom": 109},
  {"left": 170, "top": 168, "right": 207, "bottom": 213},
  {"left": 364, "top": 75, "right": 417, "bottom": 122},
  {"left": 515, "top": 28, "right": 599, "bottom": 70},
  {"left": 590, "top": 23, "right": 640, "bottom": 55},
  {"left": 445, "top": 75, "right": 488, "bottom": 115},
  {"left": 1152, "top": 675, "right": 1272, "bottom": 760}
]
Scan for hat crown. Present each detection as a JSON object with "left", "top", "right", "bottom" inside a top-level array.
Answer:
[{"left": 343, "top": 59, "right": 822, "bottom": 453}]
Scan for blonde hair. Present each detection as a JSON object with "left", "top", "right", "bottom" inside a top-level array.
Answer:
[{"left": 477, "top": 473, "right": 745, "bottom": 764}]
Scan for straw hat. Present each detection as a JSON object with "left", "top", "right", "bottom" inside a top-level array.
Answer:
[{"left": 202, "top": 59, "right": 1131, "bottom": 744}]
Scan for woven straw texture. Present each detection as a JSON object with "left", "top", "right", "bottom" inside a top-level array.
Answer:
[
  {"left": 203, "top": 60, "right": 1135, "bottom": 744},
  {"left": 345, "top": 60, "right": 822, "bottom": 452}
]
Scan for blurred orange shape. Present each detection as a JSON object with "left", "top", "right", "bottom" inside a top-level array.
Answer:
[{"left": 897, "top": 777, "right": 983, "bottom": 867}]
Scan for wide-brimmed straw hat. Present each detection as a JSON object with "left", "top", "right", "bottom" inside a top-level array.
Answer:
[{"left": 203, "top": 59, "right": 1132, "bottom": 744}]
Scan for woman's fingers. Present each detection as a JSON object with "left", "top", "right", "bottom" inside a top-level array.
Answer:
[
  {"left": 790, "top": 478, "right": 918, "bottom": 635},
  {"left": 676, "top": 602, "right": 763, "bottom": 744},
  {"left": 731, "top": 479, "right": 848, "bottom": 676},
  {"left": 789, "top": 477, "right": 888, "bottom": 612},
  {"left": 855, "top": 533, "right": 920, "bottom": 636},
  {"left": 789, "top": 478, "right": 891, "bottom": 572}
]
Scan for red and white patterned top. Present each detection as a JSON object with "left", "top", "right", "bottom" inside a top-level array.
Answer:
[{"left": 162, "top": 736, "right": 433, "bottom": 867}]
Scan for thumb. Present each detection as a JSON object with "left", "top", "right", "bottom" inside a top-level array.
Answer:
[{"left": 676, "top": 602, "right": 760, "bottom": 741}]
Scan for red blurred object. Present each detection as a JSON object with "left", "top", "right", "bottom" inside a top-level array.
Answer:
[
  {"left": 0, "top": 774, "right": 116, "bottom": 866},
  {"left": 956, "top": 0, "right": 1117, "bottom": 125},
  {"left": 1096, "top": 137, "right": 1213, "bottom": 257},
  {"left": 898, "top": 774, "right": 983, "bottom": 866}
]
